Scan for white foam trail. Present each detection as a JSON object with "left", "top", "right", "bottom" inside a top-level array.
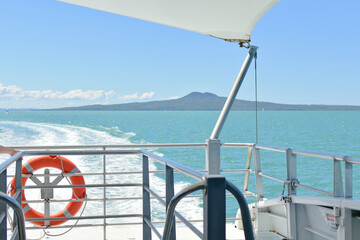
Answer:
[{"left": 0, "top": 121, "right": 202, "bottom": 224}]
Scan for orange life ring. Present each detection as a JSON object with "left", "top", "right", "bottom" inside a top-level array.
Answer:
[{"left": 10, "top": 155, "right": 86, "bottom": 226}]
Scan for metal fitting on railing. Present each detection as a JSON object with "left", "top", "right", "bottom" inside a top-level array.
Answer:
[{"left": 291, "top": 179, "right": 300, "bottom": 192}]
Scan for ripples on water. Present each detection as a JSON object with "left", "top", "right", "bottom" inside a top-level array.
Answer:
[{"left": 0, "top": 110, "right": 359, "bottom": 223}]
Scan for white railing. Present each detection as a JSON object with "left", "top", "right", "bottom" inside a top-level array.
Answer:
[
  {"left": 1, "top": 144, "right": 252, "bottom": 240},
  {"left": 1, "top": 143, "right": 359, "bottom": 239}
]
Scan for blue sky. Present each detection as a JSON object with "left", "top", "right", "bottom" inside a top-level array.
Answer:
[{"left": 1, "top": 0, "right": 359, "bottom": 108}]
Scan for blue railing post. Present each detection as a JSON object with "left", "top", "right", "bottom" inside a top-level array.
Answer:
[
  {"left": 143, "top": 155, "right": 152, "bottom": 240},
  {"left": 203, "top": 176, "right": 226, "bottom": 240},
  {"left": 0, "top": 169, "right": 7, "bottom": 240},
  {"left": 165, "top": 164, "right": 176, "bottom": 240}
]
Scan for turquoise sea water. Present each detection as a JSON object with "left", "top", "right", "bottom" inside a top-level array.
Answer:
[{"left": 0, "top": 110, "right": 359, "bottom": 221}]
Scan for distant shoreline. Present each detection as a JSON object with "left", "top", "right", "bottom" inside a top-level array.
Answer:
[
  {"left": 3, "top": 109, "right": 360, "bottom": 112},
  {"left": 3, "top": 92, "right": 360, "bottom": 111}
]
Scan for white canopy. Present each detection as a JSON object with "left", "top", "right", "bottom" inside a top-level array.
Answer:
[{"left": 59, "top": 0, "right": 279, "bottom": 42}]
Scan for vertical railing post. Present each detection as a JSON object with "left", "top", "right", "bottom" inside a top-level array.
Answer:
[
  {"left": 143, "top": 155, "right": 152, "bottom": 240},
  {"left": 339, "top": 158, "right": 353, "bottom": 240},
  {"left": 286, "top": 149, "right": 297, "bottom": 240},
  {"left": 243, "top": 146, "right": 253, "bottom": 198},
  {"left": 13, "top": 157, "right": 23, "bottom": 204},
  {"left": 286, "top": 149, "right": 297, "bottom": 196},
  {"left": 166, "top": 164, "right": 176, "bottom": 240},
  {"left": 344, "top": 157, "right": 353, "bottom": 198},
  {"left": 203, "top": 176, "right": 226, "bottom": 240},
  {"left": 206, "top": 139, "right": 221, "bottom": 175},
  {"left": 13, "top": 157, "right": 23, "bottom": 240},
  {"left": 253, "top": 148, "right": 263, "bottom": 201},
  {"left": 43, "top": 169, "right": 51, "bottom": 227},
  {"left": 103, "top": 147, "right": 107, "bottom": 240},
  {"left": 333, "top": 158, "right": 344, "bottom": 198},
  {"left": 0, "top": 169, "right": 7, "bottom": 240}
]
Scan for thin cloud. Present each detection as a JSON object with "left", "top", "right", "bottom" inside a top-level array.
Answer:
[
  {"left": 120, "top": 93, "right": 139, "bottom": 100},
  {"left": 0, "top": 83, "right": 114, "bottom": 100},
  {"left": 119, "top": 92, "right": 155, "bottom": 100},
  {"left": 139, "top": 92, "right": 155, "bottom": 99},
  {"left": 59, "top": 89, "right": 114, "bottom": 100}
]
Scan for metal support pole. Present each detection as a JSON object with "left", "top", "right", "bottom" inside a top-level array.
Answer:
[
  {"left": 142, "top": 155, "right": 152, "bottom": 240},
  {"left": 206, "top": 139, "right": 220, "bottom": 175},
  {"left": 210, "top": 46, "right": 258, "bottom": 140},
  {"left": 203, "top": 176, "right": 226, "bottom": 240},
  {"left": 165, "top": 165, "right": 176, "bottom": 240},
  {"left": 0, "top": 169, "right": 7, "bottom": 240}
]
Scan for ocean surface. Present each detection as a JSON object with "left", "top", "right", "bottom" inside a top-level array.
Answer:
[{"left": 1, "top": 110, "right": 359, "bottom": 226}]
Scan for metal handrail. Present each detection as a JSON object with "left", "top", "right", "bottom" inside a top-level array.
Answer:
[
  {"left": 3, "top": 148, "right": 232, "bottom": 239},
  {"left": 143, "top": 150, "right": 207, "bottom": 180},
  {"left": 26, "top": 214, "right": 142, "bottom": 222},
  {"left": 2, "top": 142, "right": 358, "bottom": 240},
  {"left": 9, "top": 143, "right": 207, "bottom": 150},
  {"left": 222, "top": 143, "right": 360, "bottom": 200},
  {"left": 0, "top": 192, "right": 26, "bottom": 240},
  {"left": 22, "top": 183, "right": 142, "bottom": 189},
  {"left": 21, "top": 149, "right": 141, "bottom": 156},
  {"left": 162, "top": 179, "right": 255, "bottom": 240},
  {"left": 23, "top": 218, "right": 243, "bottom": 230},
  {"left": 23, "top": 192, "right": 254, "bottom": 204},
  {"left": 1, "top": 148, "right": 212, "bottom": 239},
  {"left": 12, "top": 149, "right": 205, "bottom": 181},
  {"left": 10, "top": 143, "right": 360, "bottom": 163},
  {"left": 225, "top": 181, "right": 254, "bottom": 240},
  {"left": 0, "top": 152, "right": 23, "bottom": 174},
  {"left": 221, "top": 143, "right": 360, "bottom": 163},
  {"left": 162, "top": 182, "right": 206, "bottom": 240}
]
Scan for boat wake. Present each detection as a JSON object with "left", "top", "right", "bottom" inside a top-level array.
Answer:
[{"left": 0, "top": 121, "right": 202, "bottom": 225}]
